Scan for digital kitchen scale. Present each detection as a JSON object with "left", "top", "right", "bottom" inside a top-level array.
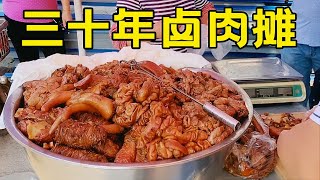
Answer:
[{"left": 212, "top": 57, "right": 306, "bottom": 105}]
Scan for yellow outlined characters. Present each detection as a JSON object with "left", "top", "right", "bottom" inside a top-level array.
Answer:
[
  {"left": 275, "top": 7, "right": 296, "bottom": 48},
  {"left": 112, "top": 7, "right": 155, "bottom": 49},
  {"left": 67, "top": 8, "right": 110, "bottom": 49},
  {"left": 162, "top": 8, "right": 201, "bottom": 49},
  {"left": 209, "top": 8, "right": 248, "bottom": 49},
  {"left": 22, "top": 10, "right": 63, "bottom": 46},
  {"left": 252, "top": 7, "right": 296, "bottom": 48}
]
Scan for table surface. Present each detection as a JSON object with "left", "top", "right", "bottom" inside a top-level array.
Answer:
[
  {"left": 0, "top": 130, "right": 34, "bottom": 179},
  {"left": 254, "top": 103, "right": 307, "bottom": 114}
]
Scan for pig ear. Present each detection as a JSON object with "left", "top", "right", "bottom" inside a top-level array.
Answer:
[
  {"left": 159, "top": 64, "right": 177, "bottom": 74},
  {"left": 74, "top": 74, "right": 92, "bottom": 89},
  {"left": 139, "top": 61, "right": 164, "bottom": 77}
]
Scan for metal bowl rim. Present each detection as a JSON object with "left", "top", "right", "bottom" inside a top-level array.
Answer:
[{"left": 4, "top": 68, "right": 253, "bottom": 170}]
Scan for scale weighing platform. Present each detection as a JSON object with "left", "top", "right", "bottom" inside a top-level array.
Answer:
[
  {"left": 212, "top": 57, "right": 306, "bottom": 105},
  {"left": 211, "top": 58, "right": 308, "bottom": 180}
]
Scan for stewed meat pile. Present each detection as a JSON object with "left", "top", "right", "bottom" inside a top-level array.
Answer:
[
  {"left": 15, "top": 60, "right": 249, "bottom": 163},
  {"left": 261, "top": 113, "right": 302, "bottom": 139}
]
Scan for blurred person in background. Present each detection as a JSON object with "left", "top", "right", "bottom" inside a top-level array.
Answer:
[
  {"left": 110, "top": 0, "right": 215, "bottom": 53},
  {"left": 309, "top": 69, "right": 320, "bottom": 108},
  {"left": 3, "top": 0, "right": 72, "bottom": 62},
  {"left": 281, "top": 0, "right": 320, "bottom": 107}
]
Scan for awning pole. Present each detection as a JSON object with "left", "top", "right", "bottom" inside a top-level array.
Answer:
[{"left": 73, "top": 0, "right": 86, "bottom": 56}]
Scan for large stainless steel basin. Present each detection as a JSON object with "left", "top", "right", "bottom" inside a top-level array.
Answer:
[{"left": 4, "top": 69, "right": 253, "bottom": 180}]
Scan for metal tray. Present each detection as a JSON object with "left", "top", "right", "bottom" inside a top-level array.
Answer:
[{"left": 212, "top": 57, "right": 303, "bottom": 82}]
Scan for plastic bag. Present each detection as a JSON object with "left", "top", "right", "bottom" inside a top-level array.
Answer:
[
  {"left": 187, "top": 24, "right": 207, "bottom": 55},
  {"left": 253, "top": 110, "right": 270, "bottom": 136},
  {"left": 210, "top": 40, "right": 233, "bottom": 60},
  {"left": 187, "top": 24, "right": 232, "bottom": 60},
  {"left": 224, "top": 131, "right": 277, "bottom": 179}
]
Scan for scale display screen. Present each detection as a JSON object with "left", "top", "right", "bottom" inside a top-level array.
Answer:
[
  {"left": 239, "top": 82, "right": 305, "bottom": 104},
  {"left": 278, "top": 87, "right": 293, "bottom": 96},
  {"left": 244, "top": 87, "right": 293, "bottom": 98}
]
